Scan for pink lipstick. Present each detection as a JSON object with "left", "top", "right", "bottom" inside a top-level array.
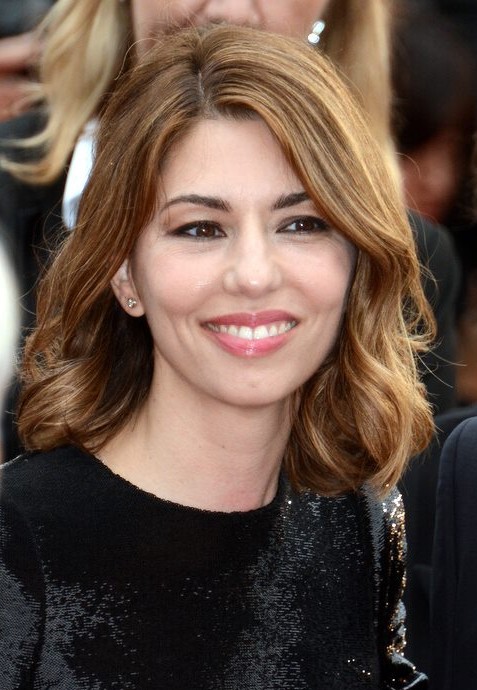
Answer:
[{"left": 203, "top": 311, "right": 298, "bottom": 357}]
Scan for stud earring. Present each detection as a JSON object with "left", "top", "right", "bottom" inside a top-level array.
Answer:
[
  {"left": 307, "top": 20, "right": 326, "bottom": 45},
  {"left": 126, "top": 298, "right": 137, "bottom": 309}
]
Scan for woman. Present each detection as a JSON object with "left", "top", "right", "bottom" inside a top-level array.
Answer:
[
  {"left": 0, "top": 2, "right": 457, "bottom": 462},
  {"left": 1, "top": 26, "right": 432, "bottom": 688}
]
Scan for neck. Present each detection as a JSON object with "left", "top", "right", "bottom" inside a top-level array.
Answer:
[{"left": 99, "top": 379, "right": 292, "bottom": 512}]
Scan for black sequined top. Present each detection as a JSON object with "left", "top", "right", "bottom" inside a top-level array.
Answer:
[{"left": 0, "top": 446, "right": 426, "bottom": 689}]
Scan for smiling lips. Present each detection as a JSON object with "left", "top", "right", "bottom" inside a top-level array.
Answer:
[{"left": 203, "top": 311, "right": 298, "bottom": 356}]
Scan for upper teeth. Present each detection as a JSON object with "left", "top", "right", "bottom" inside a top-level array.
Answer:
[{"left": 206, "top": 321, "right": 296, "bottom": 340}]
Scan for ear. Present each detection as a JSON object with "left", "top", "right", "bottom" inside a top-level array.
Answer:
[{"left": 110, "top": 259, "right": 145, "bottom": 316}]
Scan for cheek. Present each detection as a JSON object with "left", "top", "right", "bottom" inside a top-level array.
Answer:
[
  {"left": 315, "top": 276, "right": 352, "bottom": 325},
  {"left": 306, "top": 269, "right": 351, "bottom": 313},
  {"left": 135, "top": 254, "right": 214, "bottom": 319},
  {"left": 303, "top": 243, "right": 355, "bottom": 307}
]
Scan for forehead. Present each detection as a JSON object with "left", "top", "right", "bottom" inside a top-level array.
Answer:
[{"left": 160, "top": 118, "right": 305, "bottom": 201}]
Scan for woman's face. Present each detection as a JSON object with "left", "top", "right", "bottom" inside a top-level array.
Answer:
[
  {"left": 131, "top": 0, "right": 332, "bottom": 43},
  {"left": 113, "top": 118, "right": 354, "bottom": 411}
]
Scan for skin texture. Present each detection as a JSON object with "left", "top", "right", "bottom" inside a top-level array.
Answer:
[
  {"left": 130, "top": 0, "right": 331, "bottom": 43},
  {"left": 107, "top": 118, "right": 354, "bottom": 510}
]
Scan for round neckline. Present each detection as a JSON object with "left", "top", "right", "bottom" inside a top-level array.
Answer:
[{"left": 79, "top": 446, "right": 288, "bottom": 519}]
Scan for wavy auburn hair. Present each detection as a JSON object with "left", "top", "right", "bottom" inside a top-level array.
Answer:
[{"left": 19, "top": 26, "right": 434, "bottom": 496}]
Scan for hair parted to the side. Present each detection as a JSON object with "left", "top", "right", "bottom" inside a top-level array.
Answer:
[
  {"left": 3, "top": 0, "right": 395, "bottom": 186},
  {"left": 18, "top": 26, "right": 434, "bottom": 497}
]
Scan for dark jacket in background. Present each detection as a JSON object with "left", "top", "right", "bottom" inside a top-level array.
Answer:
[
  {"left": 431, "top": 415, "right": 477, "bottom": 690},
  {"left": 400, "top": 403, "right": 477, "bottom": 676}
]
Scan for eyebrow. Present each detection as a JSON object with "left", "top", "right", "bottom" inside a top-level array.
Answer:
[
  {"left": 161, "top": 194, "right": 231, "bottom": 212},
  {"left": 160, "top": 191, "right": 311, "bottom": 214},
  {"left": 272, "top": 191, "right": 310, "bottom": 210}
]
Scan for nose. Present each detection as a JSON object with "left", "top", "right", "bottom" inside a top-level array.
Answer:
[
  {"left": 223, "top": 225, "right": 283, "bottom": 297},
  {"left": 202, "top": 0, "right": 261, "bottom": 27}
]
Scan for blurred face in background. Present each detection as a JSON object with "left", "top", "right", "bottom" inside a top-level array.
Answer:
[
  {"left": 131, "top": 0, "right": 332, "bottom": 44},
  {"left": 400, "top": 128, "right": 465, "bottom": 224}
]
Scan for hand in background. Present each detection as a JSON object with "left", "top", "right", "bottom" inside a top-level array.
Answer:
[{"left": 0, "top": 31, "right": 40, "bottom": 121}]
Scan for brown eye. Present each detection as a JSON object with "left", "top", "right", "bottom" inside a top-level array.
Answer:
[
  {"left": 195, "top": 222, "right": 220, "bottom": 238},
  {"left": 279, "top": 216, "right": 330, "bottom": 234},
  {"left": 173, "top": 221, "right": 225, "bottom": 239}
]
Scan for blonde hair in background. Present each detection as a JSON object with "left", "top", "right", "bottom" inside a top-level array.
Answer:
[
  {"left": 322, "top": 0, "right": 394, "bottom": 163},
  {"left": 3, "top": 0, "right": 396, "bottom": 185},
  {"left": 18, "top": 26, "right": 434, "bottom": 497}
]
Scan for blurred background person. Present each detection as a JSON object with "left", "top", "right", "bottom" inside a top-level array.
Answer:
[
  {"left": 392, "top": 1, "right": 477, "bottom": 404},
  {"left": 393, "top": 2, "right": 476, "bottom": 231}
]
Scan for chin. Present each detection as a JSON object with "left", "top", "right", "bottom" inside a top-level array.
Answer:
[{"left": 215, "top": 385, "right": 299, "bottom": 412}]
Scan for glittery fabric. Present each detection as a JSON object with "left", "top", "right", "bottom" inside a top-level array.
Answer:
[{"left": 0, "top": 447, "right": 427, "bottom": 689}]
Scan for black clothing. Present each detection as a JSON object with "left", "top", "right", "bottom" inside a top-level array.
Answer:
[
  {"left": 0, "top": 446, "right": 426, "bottom": 689},
  {"left": 431, "top": 415, "right": 477, "bottom": 690},
  {"left": 400, "top": 403, "right": 477, "bottom": 673}
]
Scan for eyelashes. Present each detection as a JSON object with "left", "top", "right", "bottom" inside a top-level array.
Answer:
[
  {"left": 277, "top": 216, "right": 330, "bottom": 234},
  {"left": 170, "top": 221, "right": 225, "bottom": 239},
  {"left": 169, "top": 215, "right": 331, "bottom": 240}
]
